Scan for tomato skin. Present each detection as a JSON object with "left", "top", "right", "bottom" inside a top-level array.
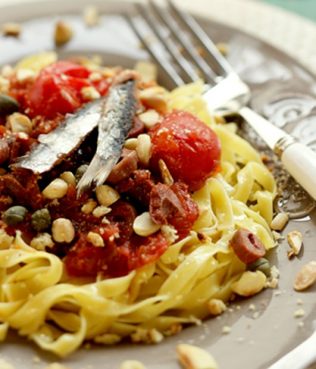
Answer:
[
  {"left": 150, "top": 111, "right": 221, "bottom": 191},
  {"left": 25, "top": 61, "right": 110, "bottom": 120}
]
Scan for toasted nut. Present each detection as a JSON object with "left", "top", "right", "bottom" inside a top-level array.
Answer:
[
  {"left": 7, "top": 113, "right": 32, "bottom": 134},
  {"left": 294, "top": 308, "right": 305, "bottom": 318},
  {"left": 119, "top": 360, "right": 146, "bottom": 369},
  {"left": 60, "top": 171, "right": 76, "bottom": 186},
  {"left": 270, "top": 212, "right": 289, "bottom": 231},
  {"left": 138, "top": 109, "right": 160, "bottom": 129},
  {"left": 16, "top": 68, "right": 36, "bottom": 82},
  {"left": 94, "top": 333, "right": 121, "bottom": 345},
  {"left": 89, "top": 71, "right": 103, "bottom": 82},
  {"left": 42, "top": 178, "right": 68, "bottom": 199},
  {"left": 1, "top": 65, "right": 14, "bottom": 78},
  {"left": 45, "top": 364, "right": 70, "bottom": 369},
  {"left": 92, "top": 205, "right": 111, "bottom": 218},
  {"left": 177, "top": 344, "right": 218, "bottom": 369},
  {"left": 133, "top": 212, "right": 161, "bottom": 237},
  {"left": 158, "top": 159, "right": 174, "bottom": 186},
  {"left": 294, "top": 261, "right": 316, "bottom": 291},
  {"left": 83, "top": 5, "right": 99, "bottom": 27},
  {"left": 2, "top": 22, "right": 21, "bottom": 37},
  {"left": 136, "top": 133, "right": 152, "bottom": 165},
  {"left": 148, "top": 328, "right": 163, "bottom": 343},
  {"left": 0, "top": 77, "right": 10, "bottom": 93},
  {"left": 81, "top": 86, "right": 101, "bottom": 101},
  {"left": 54, "top": 20, "right": 73, "bottom": 46},
  {"left": 96, "top": 185, "right": 120, "bottom": 207},
  {"left": 135, "top": 61, "right": 157, "bottom": 83},
  {"left": 232, "top": 271, "right": 267, "bottom": 297},
  {"left": 207, "top": 299, "right": 227, "bottom": 316},
  {"left": 81, "top": 199, "right": 97, "bottom": 214},
  {"left": 287, "top": 230, "right": 303, "bottom": 258},
  {"left": 52, "top": 218, "right": 75, "bottom": 243},
  {"left": 30, "top": 233, "right": 54, "bottom": 251},
  {"left": 139, "top": 87, "right": 168, "bottom": 113},
  {"left": 124, "top": 138, "right": 138, "bottom": 150},
  {"left": 87, "top": 231, "right": 104, "bottom": 247}
]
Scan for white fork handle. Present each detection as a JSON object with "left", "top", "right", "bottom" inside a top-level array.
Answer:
[
  {"left": 281, "top": 142, "right": 316, "bottom": 201},
  {"left": 267, "top": 331, "right": 316, "bottom": 369}
]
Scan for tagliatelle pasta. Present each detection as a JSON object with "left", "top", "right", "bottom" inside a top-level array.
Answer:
[{"left": 0, "top": 60, "right": 277, "bottom": 357}]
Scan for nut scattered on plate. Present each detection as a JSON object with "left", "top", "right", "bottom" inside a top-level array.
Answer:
[
  {"left": 177, "top": 344, "right": 218, "bottom": 369},
  {"left": 54, "top": 21, "right": 73, "bottom": 46},
  {"left": 83, "top": 5, "right": 99, "bottom": 27},
  {"left": 287, "top": 230, "right": 303, "bottom": 259},
  {"left": 119, "top": 360, "right": 146, "bottom": 369},
  {"left": 294, "top": 261, "right": 316, "bottom": 291},
  {"left": 270, "top": 212, "right": 289, "bottom": 231},
  {"left": 1, "top": 22, "right": 21, "bottom": 37}
]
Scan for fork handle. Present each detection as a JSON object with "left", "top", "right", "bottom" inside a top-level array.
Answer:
[{"left": 281, "top": 141, "right": 316, "bottom": 201}]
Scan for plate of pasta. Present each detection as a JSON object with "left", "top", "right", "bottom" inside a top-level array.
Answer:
[{"left": 0, "top": 1, "right": 316, "bottom": 369}]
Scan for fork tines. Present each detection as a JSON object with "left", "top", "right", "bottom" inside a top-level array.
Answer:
[{"left": 126, "top": 0, "right": 233, "bottom": 87}]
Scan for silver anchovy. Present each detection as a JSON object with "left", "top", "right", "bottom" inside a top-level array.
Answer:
[
  {"left": 77, "top": 79, "right": 136, "bottom": 194},
  {"left": 15, "top": 100, "right": 103, "bottom": 173}
]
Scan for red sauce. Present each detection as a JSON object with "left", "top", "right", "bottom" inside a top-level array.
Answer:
[{"left": 0, "top": 61, "right": 224, "bottom": 279}]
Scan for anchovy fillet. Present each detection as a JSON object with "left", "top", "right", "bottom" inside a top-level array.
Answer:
[
  {"left": 15, "top": 100, "right": 103, "bottom": 173},
  {"left": 77, "top": 79, "right": 136, "bottom": 193}
]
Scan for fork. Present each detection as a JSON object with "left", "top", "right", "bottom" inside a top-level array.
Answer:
[{"left": 127, "top": 0, "right": 316, "bottom": 201}]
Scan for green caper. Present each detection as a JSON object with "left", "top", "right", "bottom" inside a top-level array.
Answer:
[
  {"left": 31, "top": 208, "right": 51, "bottom": 231},
  {"left": 248, "top": 257, "right": 271, "bottom": 277},
  {"left": 0, "top": 94, "right": 19, "bottom": 116},
  {"left": 3, "top": 205, "right": 27, "bottom": 225},
  {"left": 75, "top": 164, "right": 89, "bottom": 182}
]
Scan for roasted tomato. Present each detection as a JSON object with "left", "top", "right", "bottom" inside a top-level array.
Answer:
[
  {"left": 25, "top": 61, "right": 109, "bottom": 119},
  {"left": 65, "top": 231, "right": 168, "bottom": 278},
  {"left": 150, "top": 111, "right": 221, "bottom": 191}
]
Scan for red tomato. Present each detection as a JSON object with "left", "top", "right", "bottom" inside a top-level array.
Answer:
[
  {"left": 26, "top": 61, "right": 91, "bottom": 119},
  {"left": 25, "top": 61, "right": 110, "bottom": 119},
  {"left": 150, "top": 111, "right": 221, "bottom": 191}
]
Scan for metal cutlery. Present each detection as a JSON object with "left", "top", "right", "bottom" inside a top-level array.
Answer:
[{"left": 127, "top": 0, "right": 316, "bottom": 201}]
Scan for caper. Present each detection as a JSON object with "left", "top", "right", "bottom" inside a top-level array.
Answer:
[
  {"left": 3, "top": 205, "right": 27, "bottom": 225},
  {"left": 31, "top": 208, "right": 51, "bottom": 231},
  {"left": 248, "top": 257, "right": 271, "bottom": 277},
  {"left": 75, "top": 164, "right": 89, "bottom": 182},
  {"left": 0, "top": 94, "right": 19, "bottom": 116}
]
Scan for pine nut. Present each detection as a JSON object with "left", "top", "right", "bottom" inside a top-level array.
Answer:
[
  {"left": 95, "top": 185, "right": 119, "bottom": 207},
  {"left": 83, "top": 6, "right": 99, "bottom": 27},
  {"left": 87, "top": 231, "right": 104, "bottom": 247},
  {"left": 133, "top": 212, "right": 161, "bottom": 237},
  {"left": 287, "top": 230, "right": 303, "bottom": 258},
  {"left": 138, "top": 109, "right": 160, "bottom": 129},
  {"left": 124, "top": 138, "right": 138, "bottom": 150},
  {"left": 42, "top": 178, "right": 68, "bottom": 199},
  {"left": 81, "top": 86, "right": 100, "bottom": 101},
  {"left": 232, "top": 271, "right": 267, "bottom": 297},
  {"left": 89, "top": 72, "right": 102, "bottom": 82},
  {"left": 176, "top": 344, "right": 218, "bottom": 369},
  {"left": 294, "top": 261, "right": 316, "bottom": 291},
  {"left": 139, "top": 87, "right": 168, "bottom": 113},
  {"left": 16, "top": 68, "right": 36, "bottom": 83},
  {"left": 120, "top": 360, "right": 146, "bottom": 369},
  {"left": 81, "top": 199, "right": 97, "bottom": 214},
  {"left": 92, "top": 205, "right": 111, "bottom": 218},
  {"left": 52, "top": 218, "right": 75, "bottom": 243},
  {"left": 2, "top": 22, "right": 21, "bottom": 37},
  {"left": 60, "top": 171, "right": 76, "bottom": 186},
  {"left": 7, "top": 113, "right": 32, "bottom": 134},
  {"left": 158, "top": 159, "right": 174, "bottom": 186},
  {"left": 270, "top": 212, "right": 289, "bottom": 231},
  {"left": 134, "top": 61, "right": 157, "bottom": 82},
  {"left": 54, "top": 21, "right": 73, "bottom": 46},
  {"left": 136, "top": 134, "right": 152, "bottom": 166},
  {"left": 207, "top": 299, "right": 227, "bottom": 316}
]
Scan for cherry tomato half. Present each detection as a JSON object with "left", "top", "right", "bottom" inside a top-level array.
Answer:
[{"left": 150, "top": 111, "right": 221, "bottom": 191}]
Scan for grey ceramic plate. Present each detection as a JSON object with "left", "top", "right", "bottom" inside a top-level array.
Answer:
[{"left": 0, "top": 1, "right": 316, "bottom": 368}]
